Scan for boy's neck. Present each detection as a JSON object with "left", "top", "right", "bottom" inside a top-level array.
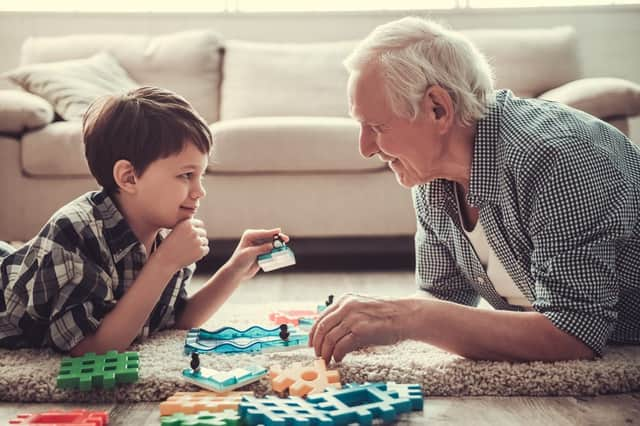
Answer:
[{"left": 111, "top": 192, "right": 159, "bottom": 256}]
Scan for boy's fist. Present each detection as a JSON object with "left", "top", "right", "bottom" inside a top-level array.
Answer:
[
  {"left": 157, "top": 218, "right": 209, "bottom": 270},
  {"left": 227, "top": 228, "right": 290, "bottom": 281}
]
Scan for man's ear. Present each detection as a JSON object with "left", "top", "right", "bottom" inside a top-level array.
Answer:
[
  {"left": 421, "top": 85, "right": 455, "bottom": 134},
  {"left": 113, "top": 159, "right": 137, "bottom": 194}
]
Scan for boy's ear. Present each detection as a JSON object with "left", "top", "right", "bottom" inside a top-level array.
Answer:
[{"left": 113, "top": 159, "right": 137, "bottom": 194}]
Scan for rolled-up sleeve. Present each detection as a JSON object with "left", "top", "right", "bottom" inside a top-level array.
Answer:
[
  {"left": 528, "top": 144, "right": 631, "bottom": 355},
  {"left": 46, "top": 246, "right": 115, "bottom": 352}
]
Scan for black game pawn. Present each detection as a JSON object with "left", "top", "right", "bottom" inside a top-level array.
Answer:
[
  {"left": 326, "top": 294, "right": 334, "bottom": 307},
  {"left": 190, "top": 353, "right": 200, "bottom": 373},
  {"left": 279, "top": 324, "right": 290, "bottom": 341}
]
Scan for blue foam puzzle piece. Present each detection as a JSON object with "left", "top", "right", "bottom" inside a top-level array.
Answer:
[
  {"left": 306, "top": 382, "right": 418, "bottom": 425},
  {"left": 239, "top": 395, "right": 334, "bottom": 426},
  {"left": 182, "top": 365, "right": 268, "bottom": 393},
  {"left": 184, "top": 325, "right": 309, "bottom": 355},
  {"left": 343, "top": 382, "right": 424, "bottom": 411}
]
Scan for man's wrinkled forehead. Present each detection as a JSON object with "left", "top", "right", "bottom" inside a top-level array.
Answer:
[{"left": 348, "top": 66, "right": 390, "bottom": 123}]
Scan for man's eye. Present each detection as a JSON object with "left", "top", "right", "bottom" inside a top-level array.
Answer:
[{"left": 180, "top": 173, "right": 193, "bottom": 179}]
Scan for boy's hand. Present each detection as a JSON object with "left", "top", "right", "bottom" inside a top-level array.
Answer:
[
  {"left": 156, "top": 218, "right": 209, "bottom": 271},
  {"left": 227, "top": 228, "right": 290, "bottom": 281}
]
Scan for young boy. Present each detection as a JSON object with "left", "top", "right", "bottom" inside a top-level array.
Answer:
[{"left": 0, "top": 86, "right": 287, "bottom": 356}]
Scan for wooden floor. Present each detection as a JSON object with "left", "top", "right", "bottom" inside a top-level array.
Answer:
[{"left": 1, "top": 271, "right": 639, "bottom": 425}]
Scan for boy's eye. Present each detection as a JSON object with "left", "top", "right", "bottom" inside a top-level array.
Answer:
[{"left": 180, "top": 172, "right": 193, "bottom": 180}]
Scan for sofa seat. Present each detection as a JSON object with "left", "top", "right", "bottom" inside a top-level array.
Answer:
[{"left": 21, "top": 116, "right": 384, "bottom": 176}]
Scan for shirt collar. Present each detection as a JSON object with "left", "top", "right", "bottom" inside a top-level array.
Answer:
[
  {"left": 91, "top": 190, "right": 141, "bottom": 263},
  {"left": 467, "top": 89, "right": 509, "bottom": 207},
  {"left": 419, "top": 89, "right": 509, "bottom": 210}
]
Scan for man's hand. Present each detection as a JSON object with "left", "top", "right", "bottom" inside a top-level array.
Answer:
[
  {"left": 225, "top": 228, "right": 290, "bottom": 281},
  {"left": 156, "top": 218, "right": 209, "bottom": 271},
  {"left": 308, "top": 294, "right": 412, "bottom": 363}
]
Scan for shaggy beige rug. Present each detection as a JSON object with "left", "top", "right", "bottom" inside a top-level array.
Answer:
[{"left": 1, "top": 302, "right": 639, "bottom": 403}]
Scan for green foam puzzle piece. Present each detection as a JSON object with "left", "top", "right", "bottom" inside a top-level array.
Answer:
[{"left": 56, "top": 350, "right": 139, "bottom": 391}]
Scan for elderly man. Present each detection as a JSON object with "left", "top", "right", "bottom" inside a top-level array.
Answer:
[{"left": 309, "top": 17, "right": 640, "bottom": 363}]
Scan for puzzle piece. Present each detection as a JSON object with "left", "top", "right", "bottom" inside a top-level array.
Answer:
[
  {"left": 57, "top": 351, "right": 139, "bottom": 391},
  {"left": 342, "top": 382, "right": 424, "bottom": 411},
  {"left": 306, "top": 382, "right": 418, "bottom": 424},
  {"left": 257, "top": 245, "right": 296, "bottom": 272},
  {"left": 159, "top": 391, "right": 252, "bottom": 416},
  {"left": 9, "top": 409, "right": 108, "bottom": 425},
  {"left": 269, "top": 358, "right": 341, "bottom": 397},
  {"left": 184, "top": 325, "right": 308, "bottom": 355},
  {"left": 238, "top": 395, "right": 334, "bottom": 426},
  {"left": 182, "top": 365, "right": 267, "bottom": 393},
  {"left": 268, "top": 309, "right": 319, "bottom": 326},
  {"left": 160, "top": 409, "right": 240, "bottom": 426}
]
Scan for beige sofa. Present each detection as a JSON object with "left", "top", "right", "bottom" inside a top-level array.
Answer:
[{"left": 1, "top": 26, "right": 639, "bottom": 250}]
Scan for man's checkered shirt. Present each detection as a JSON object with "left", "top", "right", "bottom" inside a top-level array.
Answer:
[
  {"left": 414, "top": 89, "right": 640, "bottom": 355},
  {"left": 0, "top": 191, "right": 193, "bottom": 352}
]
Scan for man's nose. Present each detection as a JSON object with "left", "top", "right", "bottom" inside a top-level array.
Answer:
[{"left": 359, "top": 126, "right": 377, "bottom": 158}]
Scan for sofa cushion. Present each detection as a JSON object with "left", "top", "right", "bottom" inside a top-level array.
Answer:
[
  {"left": 462, "top": 26, "right": 580, "bottom": 98},
  {"left": 220, "top": 27, "right": 580, "bottom": 121},
  {"left": 21, "top": 121, "right": 87, "bottom": 176},
  {"left": 220, "top": 40, "right": 356, "bottom": 120},
  {"left": 0, "top": 90, "right": 54, "bottom": 133},
  {"left": 21, "top": 117, "right": 383, "bottom": 176},
  {"left": 20, "top": 30, "right": 223, "bottom": 123},
  {"left": 207, "top": 117, "right": 384, "bottom": 173},
  {"left": 5, "top": 52, "right": 138, "bottom": 121}
]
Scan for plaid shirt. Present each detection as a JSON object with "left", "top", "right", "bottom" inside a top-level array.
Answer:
[
  {"left": 0, "top": 190, "right": 193, "bottom": 352},
  {"left": 414, "top": 89, "right": 640, "bottom": 356}
]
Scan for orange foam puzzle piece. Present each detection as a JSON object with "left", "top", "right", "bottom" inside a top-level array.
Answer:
[
  {"left": 159, "top": 390, "right": 252, "bottom": 416},
  {"left": 269, "top": 358, "right": 341, "bottom": 397}
]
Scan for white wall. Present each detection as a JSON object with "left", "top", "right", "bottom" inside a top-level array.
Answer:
[{"left": 1, "top": 6, "right": 639, "bottom": 137}]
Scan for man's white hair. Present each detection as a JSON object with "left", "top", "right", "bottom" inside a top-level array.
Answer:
[{"left": 344, "top": 17, "right": 495, "bottom": 125}]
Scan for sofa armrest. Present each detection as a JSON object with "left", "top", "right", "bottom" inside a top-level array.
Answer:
[
  {"left": 0, "top": 89, "right": 54, "bottom": 134},
  {"left": 538, "top": 78, "right": 640, "bottom": 120}
]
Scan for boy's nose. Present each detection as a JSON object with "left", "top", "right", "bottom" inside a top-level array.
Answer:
[{"left": 192, "top": 181, "right": 206, "bottom": 199}]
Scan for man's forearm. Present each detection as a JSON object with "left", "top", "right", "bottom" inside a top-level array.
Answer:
[
  {"left": 401, "top": 298, "right": 595, "bottom": 361},
  {"left": 174, "top": 264, "right": 241, "bottom": 329},
  {"left": 69, "top": 255, "right": 177, "bottom": 356}
]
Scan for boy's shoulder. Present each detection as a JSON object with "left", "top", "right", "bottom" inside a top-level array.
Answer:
[{"left": 34, "top": 190, "right": 119, "bottom": 254}]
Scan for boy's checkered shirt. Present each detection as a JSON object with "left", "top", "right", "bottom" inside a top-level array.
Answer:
[
  {"left": 414, "top": 89, "right": 640, "bottom": 356},
  {"left": 0, "top": 190, "right": 194, "bottom": 352}
]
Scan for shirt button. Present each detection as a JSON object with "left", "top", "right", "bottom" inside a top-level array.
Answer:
[{"left": 477, "top": 276, "right": 485, "bottom": 284}]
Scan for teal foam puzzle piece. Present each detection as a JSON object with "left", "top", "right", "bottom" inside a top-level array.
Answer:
[
  {"left": 239, "top": 395, "right": 334, "bottom": 426},
  {"left": 306, "top": 382, "right": 417, "bottom": 425},
  {"left": 184, "top": 326, "right": 308, "bottom": 355},
  {"left": 182, "top": 365, "right": 268, "bottom": 392},
  {"left": 56, "top": 350, "right": 139, "bottom": 391},
  {"left": 161, "top": 409, "right": 241, "bottom": 426},
  {"left": 258, "top": 246, "right": 296, "bottom": 272}
]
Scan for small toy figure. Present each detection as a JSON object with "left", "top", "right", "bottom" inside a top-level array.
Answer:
[
  {"left": 190, "top": 353, "right": 200, "bottom": 373},
  {"left": 279, "top": 324, "right": 290, "bottom": 341},
  {"left": 325, "top": 295, "right": 334, "bottom": 307},
  {"left": 257, "top": 234, "right": 296, "bottom": 272}
]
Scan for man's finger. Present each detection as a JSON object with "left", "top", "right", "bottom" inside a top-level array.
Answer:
[{"left": 320, "top": 321, "right": 351, "bottom": 364}]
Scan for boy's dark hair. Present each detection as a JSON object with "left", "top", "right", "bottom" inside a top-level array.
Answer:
[{"left": 82, "top": 86, "right": 213, "bottom": 193}]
